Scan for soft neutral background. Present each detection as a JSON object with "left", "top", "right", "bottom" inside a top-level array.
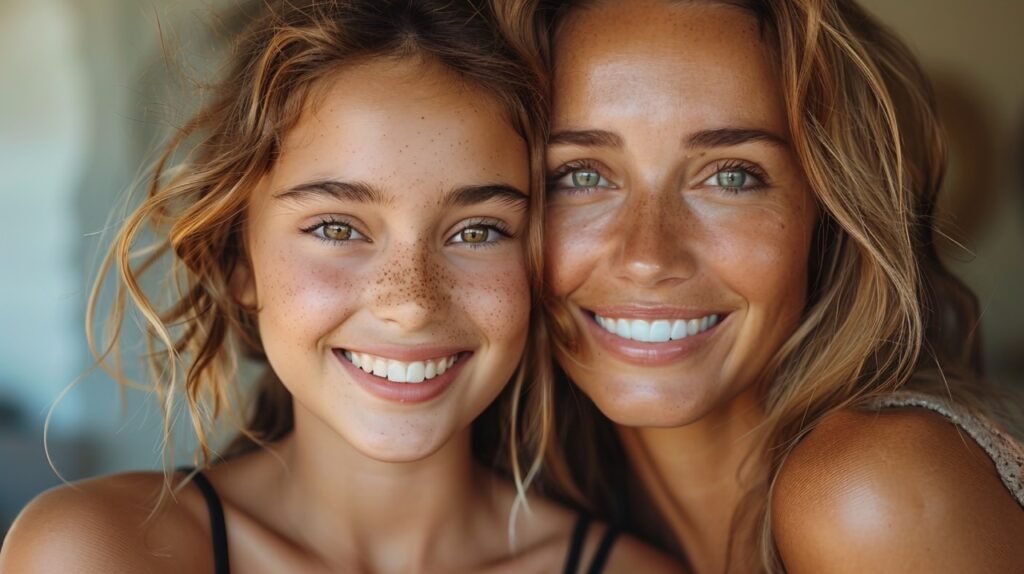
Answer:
[{"left": 1, "top": 0, "right": 1022, "bottom": 535}]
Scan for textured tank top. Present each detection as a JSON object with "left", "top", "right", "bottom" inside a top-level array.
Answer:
[{"left": 864, "top": 391, "right": 1024, "bottom": 508}]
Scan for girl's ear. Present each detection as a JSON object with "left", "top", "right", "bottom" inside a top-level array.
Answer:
[
  {"left": 230, "top": 259, "right": 257, "bottom": 308},
  {"left": 229, "top": 199, "right": 257, "bottom": 308}
]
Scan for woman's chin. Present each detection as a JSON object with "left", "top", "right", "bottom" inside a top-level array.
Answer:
[{"left": 580, "top": 377, "right": 718, "bottom": 429}]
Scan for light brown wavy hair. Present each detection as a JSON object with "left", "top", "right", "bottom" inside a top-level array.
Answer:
[
  {"left": 87, "top": 0, "right": 561, "bottom": 514},
  {"left": 536, "top": 0, "right": 1023, "bottom": 571}
]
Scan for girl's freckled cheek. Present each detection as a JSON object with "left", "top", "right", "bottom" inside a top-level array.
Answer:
[
  {"left": 257, "top": 245, "right": 362, "bottom": 342},
  {"left": 456, "top": 263, "right": 530, "bottom": 340}
]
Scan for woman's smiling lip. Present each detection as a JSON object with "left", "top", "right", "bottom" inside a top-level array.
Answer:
[
  {"left": 582, "top": 306, "right": 727, "bottom": 366},
  {"left": 588, "top": 305, "right": 722, "bottom": 321}
]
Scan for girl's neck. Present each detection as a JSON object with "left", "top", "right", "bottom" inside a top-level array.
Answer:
[
  {"left": 617, "top": 388, "right": 766, "bottom": 574},
  {"left": 263, "top": 405, "right": 504, "bottom": 572}
]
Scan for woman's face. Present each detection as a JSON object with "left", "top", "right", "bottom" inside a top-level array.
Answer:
[
  {"left": 242, "top": 57, "right": 531, "bottom": 462},
  {"left": 546, "top": 0, "right": 817, "bottom": 427}
]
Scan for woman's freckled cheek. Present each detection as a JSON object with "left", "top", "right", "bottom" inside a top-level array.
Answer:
[
  {"left": 547, "top": 206, "right": 614, "bottom": 293},
  {"left": 708, "top": 209, "right": 809, "bottom": 305}
]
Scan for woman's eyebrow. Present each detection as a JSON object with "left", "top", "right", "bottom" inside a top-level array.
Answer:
[
  {"left": 274, "top": 180, "right": 390, "bottom": 204},
  {"left": 549, "top": 129, "right": 623, "bottom": 148},
  {"left": 441, "top": 184, "right": 528, "bottom": 210},
  {"left": 549, "top": 128, "right": 787, "bottom": 150},
  {"left": 685, "top": 127, "right": 789, "bottom": 149}
]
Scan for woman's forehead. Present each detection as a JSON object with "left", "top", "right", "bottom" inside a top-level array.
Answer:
[{"left": 552, "top": 2, "right": 784, "bottom": 136}]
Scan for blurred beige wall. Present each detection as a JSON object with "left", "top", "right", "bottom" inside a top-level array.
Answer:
[{"left": 859, "top": 0, "right": 1024, "bottom": 384}]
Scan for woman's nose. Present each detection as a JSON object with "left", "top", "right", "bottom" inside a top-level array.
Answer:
[{"left": 611, "top": 190, "right": 698, "bottom": 287}]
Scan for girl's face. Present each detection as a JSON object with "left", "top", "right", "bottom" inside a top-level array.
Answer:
[
  {"left": 242, "top": 58, "right": 531, "bottom": 462},
  {"left": 546, "top": 1, "right": 817, "bottom": 427}
]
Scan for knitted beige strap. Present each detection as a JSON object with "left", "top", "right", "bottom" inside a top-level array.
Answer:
[{"left": 864, "top": 392, "right": 1024, "bottom": 508}]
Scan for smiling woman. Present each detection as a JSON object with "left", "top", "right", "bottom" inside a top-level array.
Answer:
[
  {"left": 0, "top": 1, "right": 682, "bottom": 573},
  {"left": 537, "top": 0, "right": 1024, "bottom": 572}
]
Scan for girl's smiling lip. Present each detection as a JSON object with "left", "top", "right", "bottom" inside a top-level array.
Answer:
[
  {"left": 580, "top": 306, "right": 729, "bottom": 366},
  {"left": 339, "top": 344, "right": 470, "bottom": 363},
  {"left": 333, "top": 346, "right": 473, "bottom": 404}
]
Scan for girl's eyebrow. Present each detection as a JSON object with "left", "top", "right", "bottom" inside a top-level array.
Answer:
[
  {"left": 273, "top": 180, "right": 527, "bottom": 210},
  {"left": 441, "top": 184, "right": 528, "bottom": 210},
  {"left": 274, "top": 180, "right": 389, "bottom": 204}
]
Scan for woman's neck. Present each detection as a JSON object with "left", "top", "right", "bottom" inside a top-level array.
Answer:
[
  {"left": 264, "top": 405, "right": 504, "bottom": 572},
  {"left": 617, "top": 388, "right": 766, "bottom": 574}
]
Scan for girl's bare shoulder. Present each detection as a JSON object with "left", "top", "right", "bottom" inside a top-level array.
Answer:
[
  {"left": 0, "top": 472, "right": 214, "bottom": 574},
  {"left": 772, "top": 407, "right": 1024, "bottom": 573}
]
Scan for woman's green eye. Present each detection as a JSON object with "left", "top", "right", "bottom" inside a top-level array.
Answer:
[
  {"left": 703, "top": 165, "right": 765, "bottom": 193},
  {"left": 571, "top": 170, "right": 602, "bottom": 187},
  {"left": 322, "top": 223, "right": 352, "bottom": 241},
  {"left": 548, "top": 164, "right": 614, "bottom": 196},
  {"left": 459, "top": 226, "right": 489, "bottom": 244},
  {"left": 716, "top": 169, "right": 748, "bottom": 188}
]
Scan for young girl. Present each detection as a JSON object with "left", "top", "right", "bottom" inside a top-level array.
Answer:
[
  {"left": 0, "top": 1, "right": 679, "bottom": 572},
  {"left": 538, "top": 0, "right": 1024, "bottom": 572}
]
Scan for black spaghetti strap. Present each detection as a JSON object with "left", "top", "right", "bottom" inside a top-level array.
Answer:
[
  {"left": 585, "top": 524, "right": 620, "bottom": 574},
  {"left": 183, "top": 468, "right": 231, "bottom": 574},
  {"left": 562, "top": 512, "right": 592, "bottom": 574}
]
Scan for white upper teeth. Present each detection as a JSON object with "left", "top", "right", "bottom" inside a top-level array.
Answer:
[
  {"left": 342, "top": 351, "right": 459, "bottom": 384},
  {"left": 594, "top": 314, "right": 719, "bottom": 342}
]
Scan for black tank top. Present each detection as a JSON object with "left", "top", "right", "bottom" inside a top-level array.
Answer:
[{"left": 186, "top": 470, "right": 620, "bottom": 573}]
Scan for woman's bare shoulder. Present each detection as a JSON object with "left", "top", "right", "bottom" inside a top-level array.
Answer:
[
  {"left": 772, "top": 407, "right": 1024, "bottom": 573},
  {"left": 0, "top": 472, "right": 213, "bottom": 574}
]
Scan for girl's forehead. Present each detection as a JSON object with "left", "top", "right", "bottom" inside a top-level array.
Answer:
[{"left": 255, "top": 58, "right": 529, "bottom": 208}]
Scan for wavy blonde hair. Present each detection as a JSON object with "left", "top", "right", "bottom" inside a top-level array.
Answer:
[
  {"left": 538, "top": 0, "right": 1022, "bottom": 571},
  {"left": 87, "top": 0, "right": 560, "bottom": 513}
]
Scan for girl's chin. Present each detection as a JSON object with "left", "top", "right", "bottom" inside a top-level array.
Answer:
[{"left": 345, "top": 433, "right": 449, "bottom": 464}]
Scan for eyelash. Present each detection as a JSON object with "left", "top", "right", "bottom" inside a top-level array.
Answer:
[
  {"left": 705, "top": 160, "right": 770, "bottom": 194},
  {"left": 546, "top": 159, "right": 611, "bottom": 196},
  {"left": 300, "top": 216, "right": 366, "bottom": 245},
  {"left": 548, "top": 159, "right": 771, "bottom": 196},
  {"left": 299, "top": 217, "right": 515, "bottom": 248},
  {"left": 450, "top": 218, "right": 515, "bottom": 249}
]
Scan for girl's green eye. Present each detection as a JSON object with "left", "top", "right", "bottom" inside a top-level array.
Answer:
[
  {"left": 322, "top": 223, "right": 352, "bottom": 241},
  {"left": 302, "top": 219, "right": 366, "bottom": 244},
  {"left": 459, "top": 226, "right": 489, "bottom": 244},
  {"left": 571, "top": 170, "right": 602, "bottom": 187},
  {"left": 716, "top": 169, "right": 748, "bottom": 188}
]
